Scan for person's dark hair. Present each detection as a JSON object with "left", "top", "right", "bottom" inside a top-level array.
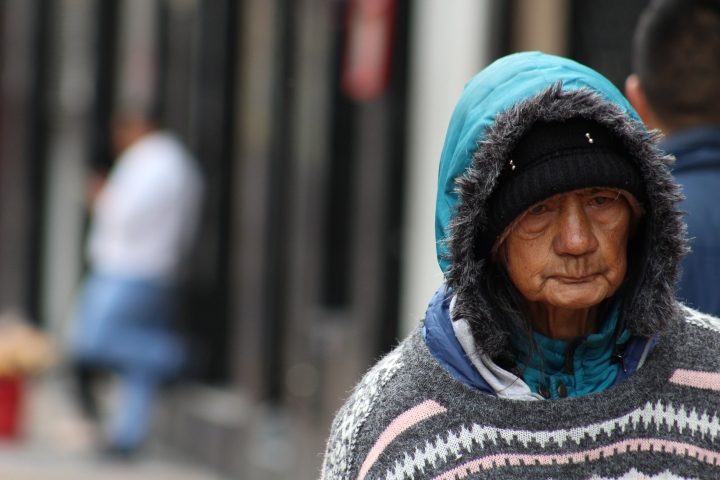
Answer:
[
  {"left": 632, "top": 0, "right": 720, "bottom": 130},
  {"left": 481, "top": 255, "right": 539, "bottom": 368}
]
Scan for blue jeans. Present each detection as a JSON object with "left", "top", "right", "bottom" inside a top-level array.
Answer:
[{"left": 73, "top": 273, "right": 186, "bottom": 449}]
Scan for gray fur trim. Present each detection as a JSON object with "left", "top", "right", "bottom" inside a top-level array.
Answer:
[{"left": 444, "top": 83, "right": 689, "bottom": 358}]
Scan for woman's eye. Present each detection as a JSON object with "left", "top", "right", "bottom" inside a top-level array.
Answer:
[
  {"left": 529, "top": 204, "right": 546, "bottom": 214},
  {"left": 593, "top": 196, "right": 609, "bottom": 206}
]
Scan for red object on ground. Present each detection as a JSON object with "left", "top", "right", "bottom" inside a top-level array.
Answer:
[
  {"left": 0, "top": 377, "right": 23, "bottom": 439},
  {"left": 342, "top": 0, "right": 397, "bottom": 102}
]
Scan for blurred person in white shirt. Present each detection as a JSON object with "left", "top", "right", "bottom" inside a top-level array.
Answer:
[{"left": 71, "top": 110, "right": 203, "bottom": 456}]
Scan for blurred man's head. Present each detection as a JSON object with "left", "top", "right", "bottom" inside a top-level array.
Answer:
[
  {"left": 626, "top": 0, "right": 720, "bottom": 134},
  {"left": 111, "top": 110, "right": 159, "bottom": 157}
]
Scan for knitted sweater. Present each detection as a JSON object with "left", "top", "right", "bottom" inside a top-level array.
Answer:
[{"left": 322, "top": 305, "right": 720, "bottom": 479}]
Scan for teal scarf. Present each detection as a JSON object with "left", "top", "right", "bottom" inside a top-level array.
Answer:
[{"left": 512, "top": 297, "right": 630, "bottom": 399}]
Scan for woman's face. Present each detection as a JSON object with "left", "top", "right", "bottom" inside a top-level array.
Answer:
[{"left": 500, "top": 188, "right": 632, "bottom": 310}]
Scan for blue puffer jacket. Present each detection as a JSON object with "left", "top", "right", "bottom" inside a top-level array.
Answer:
[{"left": 663, "top": 126, "right": 720, "bottom": 317}]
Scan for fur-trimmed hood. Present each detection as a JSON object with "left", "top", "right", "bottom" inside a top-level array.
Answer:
[{"left": 435, "top": 52, "right": 688, "bottom": 358}]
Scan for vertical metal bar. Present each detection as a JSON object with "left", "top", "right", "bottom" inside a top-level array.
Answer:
[
  {"left": 24, "top": 0, "right": 53, "bottom": 324},
  {"left": 156, "top": 0, "right": 170, "bottom": 125},
  {"left": 262, "top": 0, "right": 297, "bottom": 400},
  {"left": 157, "top": 1, "right": 196, "bottom": 150},
  {"left": 0, "top": 1, "right": 35, "bottom": 313},
  {"left": 188, "top": 0, "right": 239, "bottom": 382},
  {"left": 375, "top": 0, "right": 410, "bottom": 356},
  {"left": 90, "top": 0, "right": 120, "bottom": 173},
  {"left": 488, "top": 0, "right": 513, "bottom": 61},
  {"left": 322, "top": 0, "right": 356, "bottom": 309}
]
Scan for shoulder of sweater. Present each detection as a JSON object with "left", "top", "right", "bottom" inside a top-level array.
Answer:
[
  {"left": 679, "top": 303, "right": 720, "bottom": 333},
  {"left": 672, "top": 304, "right": 720, "bottom": 371},
  {"left": 321, "top": 326, "right": 455, "bottom": 479}
]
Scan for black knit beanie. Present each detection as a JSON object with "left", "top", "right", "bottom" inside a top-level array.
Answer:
[{"left": 476, "top": 118, "right": 646, "bottom": 259}]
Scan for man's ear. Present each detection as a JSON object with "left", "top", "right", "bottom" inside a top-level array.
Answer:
[{"left": 625, "top": 74, "right": 662, "bottom": 131}]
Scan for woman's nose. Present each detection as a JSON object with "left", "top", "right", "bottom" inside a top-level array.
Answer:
[{"left": 553, "top": 202, "right": 599, "bottom": 256}]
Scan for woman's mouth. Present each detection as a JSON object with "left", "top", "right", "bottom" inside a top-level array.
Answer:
[{"left": 554, "top": 274, "right": 598, "bottom": 283}]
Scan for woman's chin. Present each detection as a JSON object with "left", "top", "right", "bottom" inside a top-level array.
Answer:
[{"left": 547, "top": 284, "right": 609, "bottom": 310}]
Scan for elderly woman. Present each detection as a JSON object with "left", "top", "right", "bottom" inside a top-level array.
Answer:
[{"left": 321, "top": 53, "right": 720, "bottom": 479}]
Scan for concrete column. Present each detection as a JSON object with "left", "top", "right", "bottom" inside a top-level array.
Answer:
[
  {"left": 231, "top": 0, "right": 278, "bottom": 395},
  {"left": 41, "top": 0, "right": 98, "bottom": 338},
  {"left": 115, "top": 0, "right": 159, "bottom": 113},
  {"left": 512, "top": 0, "right": 570, "bottom": 56}
]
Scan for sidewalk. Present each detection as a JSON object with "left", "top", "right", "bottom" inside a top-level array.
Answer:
[
  {"left": 0, "top": 373, "right": 230, "bottom": 480},
  {"left": 0, "top": 446, "right": 227, "bottom": 480}
]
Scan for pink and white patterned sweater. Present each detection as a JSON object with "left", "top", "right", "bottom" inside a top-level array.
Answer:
[{"left": 321, "top": 306, "right": 720, "bottom": 480}]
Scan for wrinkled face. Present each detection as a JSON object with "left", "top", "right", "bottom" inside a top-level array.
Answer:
[{"left": 499, "top": 188, "right": 632, "bottom": 310}]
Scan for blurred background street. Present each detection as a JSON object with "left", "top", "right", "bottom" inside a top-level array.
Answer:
[
  {"left": 0, "top": 374, "right": 229, "bottom": 479},
  {"left": 0, "top": 0, "right": 665, "bottom": 478}
]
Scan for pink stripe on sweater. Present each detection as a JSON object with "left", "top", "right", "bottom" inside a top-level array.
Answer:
[
  {"left": 430, "top": 438, "right": 720, "bottom": 479},
  {"left": 669, "top": 369, "right": 720, "bottom": 391},
  {"left": 357, "top": 400, "right": 447, "bottom": 480}
]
